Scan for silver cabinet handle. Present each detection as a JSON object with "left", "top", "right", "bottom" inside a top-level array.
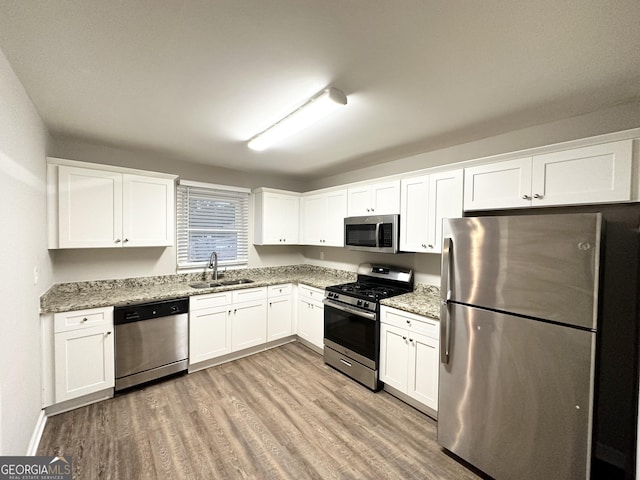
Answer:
[
  {"left": 533, "top": 193, "right": 543, "bottom": 199},
  {"left": 81, "top": 317, "right": 88, "bottom": 323},
  {"left": 123, "top": 238, "right": 129, "bottom": 243},
  {"left": 340, "top": 358, "right": 352, "bottom": 367},
  {"left": 428, "top": 244, "right": 434, "bottom": 249},
  {"left": 522, "top": 195, "right": 531, "bottom": 200},
  {"left": 105, "top": 331, "right": 112, "bottom": 336},
  {"left": 440, "top": 237, "right": 453, "bottom": 364},
  {"left": 115, "top": 239, "right": 121, "bottom": 243}
]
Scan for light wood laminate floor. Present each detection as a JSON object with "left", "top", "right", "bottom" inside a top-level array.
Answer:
[{"left": 38, "top": 342, "right": 481, "bottom": 479}]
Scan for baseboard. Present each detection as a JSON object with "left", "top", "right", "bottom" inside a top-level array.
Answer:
[
  {"left": 26, "top": 410, "right": 47, "bottom": 456},
  {"left": 383, "top": 384, "right": 438, "bottom": 420}
]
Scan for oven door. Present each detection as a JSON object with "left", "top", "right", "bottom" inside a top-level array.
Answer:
[{"left": 323, "top": 299, "right": 379, "bottom": 367}]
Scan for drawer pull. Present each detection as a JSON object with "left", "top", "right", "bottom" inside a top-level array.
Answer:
[{"left": 340, "top": 358, "right": 352, "bottom": 367}]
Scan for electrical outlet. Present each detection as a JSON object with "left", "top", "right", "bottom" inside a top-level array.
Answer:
[
  {"left": 319, "top": 251, "right": 324, "bottom": 260},
  {"left": 33, "top": 266, "right": 39, "bottom": 285}
]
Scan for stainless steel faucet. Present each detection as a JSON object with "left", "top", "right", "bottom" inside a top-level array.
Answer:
[{"left": 208, "top": 251, "right": 219, "bottom": 281}]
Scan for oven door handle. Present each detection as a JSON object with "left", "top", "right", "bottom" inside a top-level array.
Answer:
[{"left": 322, "top": 299, "right": 377, "bottom": 321}]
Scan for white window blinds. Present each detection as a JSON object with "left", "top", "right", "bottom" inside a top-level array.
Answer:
[{"left": 176, "top": 182, "right": 250, "bottom": 269}]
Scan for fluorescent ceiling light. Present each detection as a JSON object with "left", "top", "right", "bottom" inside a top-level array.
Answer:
[{"left": 248, "top": 87, "right": 347, "bottom": 151}]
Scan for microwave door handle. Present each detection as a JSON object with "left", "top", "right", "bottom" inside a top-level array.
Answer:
[{"left": 375, "top": 223, "right": 382, "bottom": 247}]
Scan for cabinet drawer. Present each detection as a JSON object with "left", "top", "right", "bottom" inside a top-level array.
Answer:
[
  {"left": 54, "top": 306, "right": 113, "bottom": 333},
  {"left": 381, "top": 307, "right": 439, "bottom": 340},
  {"left": 268, "top": 284, "right": 292, "bottom": 297},
  {"left": 232, "top": 287, "right": 267, "bottom": 303},
  {"left": 190, "top": 292, "right": 232, "bottom": 311},
  {"left": 298, "top": 284, "right": 324, "bottom": 300}
]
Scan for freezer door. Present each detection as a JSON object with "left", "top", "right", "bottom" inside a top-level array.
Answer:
[
  {"left": 442, "top": 213, "right": 601, "bottom": 330},
  {"left": 438, "top": 304, "right": 595, "bottom": 480}
]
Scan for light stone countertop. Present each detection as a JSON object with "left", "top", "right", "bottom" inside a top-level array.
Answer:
[
  {"left": 40, "top": 264, "right": 441, "bottom": 320},
  {"left": 380, "top": 284, "right": 441, "bottom": 319},
  {"left": 40, "top": 265, "right": 355, "bottom": 314}
]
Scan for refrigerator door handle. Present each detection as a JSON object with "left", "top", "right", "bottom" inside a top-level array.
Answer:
[{"left": 440, "top": 236, "right": 452, "bottom": 364}]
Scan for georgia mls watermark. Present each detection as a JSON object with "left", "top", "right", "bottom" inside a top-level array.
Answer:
[{"left": 0, "top": 456, "right": 72, "bottom": 480}]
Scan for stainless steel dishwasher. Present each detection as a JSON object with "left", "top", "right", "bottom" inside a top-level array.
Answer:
[{"left": 114, "top": 297, "right": 189, "bottom": 391}]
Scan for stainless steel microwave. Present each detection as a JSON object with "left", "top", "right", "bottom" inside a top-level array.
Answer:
[{"left": 344, "top": 214, "right": 400, "bottom": 253}]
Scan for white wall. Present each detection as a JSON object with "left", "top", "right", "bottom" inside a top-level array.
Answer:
[{"left": 0, "top": 47, "right": 52, "bottom": 454}]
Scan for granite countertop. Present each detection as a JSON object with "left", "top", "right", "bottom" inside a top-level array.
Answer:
[
  {"left": 41, "top": 264, "right": 441, "bottom": 319},
  {"left": 380, "top": 284, "right": 441, "bottom": 319},
  {"left": 40, "top": 265, "right": 356, "bottom": 314}
]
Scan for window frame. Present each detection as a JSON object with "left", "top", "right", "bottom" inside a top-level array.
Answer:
[{"left": 176, "top": 180, "right": 251, "bottom": 271}]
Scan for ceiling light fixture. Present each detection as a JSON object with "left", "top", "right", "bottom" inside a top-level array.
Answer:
[{"left": 247, "top": 87, "right": 347, "bottom": 151}]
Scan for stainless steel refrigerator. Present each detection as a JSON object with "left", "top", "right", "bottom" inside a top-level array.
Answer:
[{"left": 438, "top": 212, "right": 639, "bottom": 479}]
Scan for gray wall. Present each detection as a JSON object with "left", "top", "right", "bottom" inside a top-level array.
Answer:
[
  {"left": 0, "top": 47, "right": 53, "bottom": 454},
  {"left": 48, "top": 101, "right": 640, "bottom": 284},
  {"left": 48, "top": 139, "right": 307, "bottom": 282},
  {"left": 305, "top": 101, "right": 640, "bottom": 190}
]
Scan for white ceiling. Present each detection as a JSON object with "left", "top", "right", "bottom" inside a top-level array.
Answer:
[{"left": 1, "top": 1, "right": 639, "bottom": 181}]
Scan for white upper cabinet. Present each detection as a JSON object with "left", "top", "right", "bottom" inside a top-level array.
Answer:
[
  {"left": 463, "top": 157, "right": 532, "bottom": 210},
  {"left": 464, "top": 140, "right": 633, "bottom": 211},
  {"left": 530, "top": 140, "right": 633, "bottom": 206},
  {"left": 57, "top": 166, "right": 123, "bottom": 248},
  {"left": 347, "top": 180, "right": 400, "bottom": 216},
  {"left": 122, "top": 174, "right": 175, "bottom": 247},
  {"left": 253, "top": 189, "right": 300, "bottom": 245},
  {"left": 400, "top": 169, "right": 463, "bottom": 253},
  {"left": 50, "top": 162, "right": 175, "bottom": 248},
  {"left": 302, "top": 189, "right": 347, "bottom": 246}
]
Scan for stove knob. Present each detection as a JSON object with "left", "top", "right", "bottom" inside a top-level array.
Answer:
[
  {"left": 357, "top": 300, "right": 363, "bottom": 306},
  {"left": 363, "top": 302, "right": 370, "bottom": 309}
]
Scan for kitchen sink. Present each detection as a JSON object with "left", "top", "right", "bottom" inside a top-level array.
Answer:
[
  {"left": 189, "top": 279, "right": 254, "bottom": 289},
  {"left": 189, "top": 282, "right": 223, "bottom": 289},
  {"left": 220, "top": 278, "right": 254, "bottom": 285}
]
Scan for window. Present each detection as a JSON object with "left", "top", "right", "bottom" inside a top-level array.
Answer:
[{"left": 176, "top": 181, "right": 250, "bottom": 270}]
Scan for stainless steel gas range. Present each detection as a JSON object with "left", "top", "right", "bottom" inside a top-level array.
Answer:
[{"left": 323, "top": 263, "right": 414, "bottom": 391}]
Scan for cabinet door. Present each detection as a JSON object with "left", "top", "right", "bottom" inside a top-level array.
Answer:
[
  {"left": 379, "top": 323, "right": 409, "bottom": 391},
  {"left": 531, "top": 140, "right": 633, "bottom": 207},
  {"left": 231, "top": 300, "right": 267, "bottom": 351},
  {"left": 371, "top": 180, "right": 400, "bottom": 215},
  {"left": 122, "top": 174, "right": 174, "bottom": 247},
  {"left": 54, "top": 325, "right": 114, "bottom": 403},
  {"left": 464, "top": 157, "right": 532, "bottom": 211},
  {"left": 297, "top": 298, "right": 324, "bottom": 349},
  {"left": 347, "top": 186, "right": 372, "bottom": 216},
  {"left": 260, "top": 193, "right": 300, "bottom": 244},
  {"left": 267, "top": 296, "right": 293, "bottom": 341},
  {"left": 400, "top": 176, "right": 429, "bottom": 252},
  {"left": 302, "top": 194, "right": 325, "bottom": 246},
  {"left": 324, "top": 190, "right": 348, "bottom": 246},
  {"left": 407, "top": 332, "right": 439, "bottom": 411},
  {"left": 189, "top": 306, "right": 231, "bottom": 364},
  {"left": 58, "top": 166, "right": 123, "bottom": 248},
  {"left": 427, "top": 169, "right": 463, "bottom": 253}
]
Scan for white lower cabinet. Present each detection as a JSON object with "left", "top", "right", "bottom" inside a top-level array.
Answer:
[
  {"left": 380, "top": 306, "right": 439, "bottom": 413},
  {"left": 296, "top": 285, "right": 324, "bottom": 350},
  {"left": 231, "top": 296, "right": 267, "bottom": 351},
  {"left": 190, "top": 287, "right": 272, "bottom": 365},
  {"left": 189, "top": 304, "right": 232, "bottom": 363},
  {"left": 189, "top": 292, "right": 233, "bottom": 364},
  {"left": 267, "top": 284, "right": 293, "bottom": 341},
  {"left": 53, "top": 307, "right": 115, "bottom": 403}
]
